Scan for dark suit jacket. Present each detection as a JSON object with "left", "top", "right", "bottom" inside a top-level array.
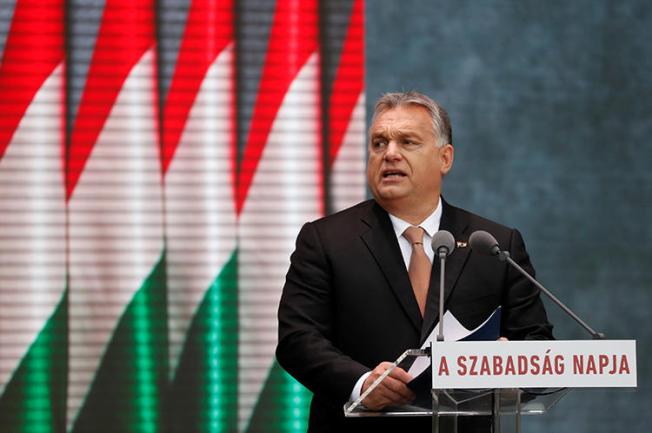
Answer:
[{"left": 276, "top": 199, "right": 553, "bottom": 433}]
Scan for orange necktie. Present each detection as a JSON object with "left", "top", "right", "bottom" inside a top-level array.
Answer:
[{"left": 403, "top": 226, "right": 431, "bottom": 317}]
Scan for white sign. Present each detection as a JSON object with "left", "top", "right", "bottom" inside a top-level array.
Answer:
[{"left": 431, "top": 340, "right": 637, "bottom": 389}]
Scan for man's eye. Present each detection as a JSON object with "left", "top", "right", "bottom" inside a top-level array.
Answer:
[{"left": 371, "top": 140, "right": 386, "bottom": 149}]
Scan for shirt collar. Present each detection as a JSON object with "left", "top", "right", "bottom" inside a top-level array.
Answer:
[{"left": 388, "top": 198, "right": 443, "bottom": 238}]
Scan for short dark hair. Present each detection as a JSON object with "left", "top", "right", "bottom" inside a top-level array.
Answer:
[{"left": 371, "top": 91, "right": 452, "bottom": 147}]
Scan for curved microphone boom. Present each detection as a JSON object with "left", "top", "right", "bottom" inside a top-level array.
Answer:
[
  {"left": 468, "top": 230, "right": 605, "bottom": 339},
  {"left": 432, "top": 230, "right": 455, "bottom": 342}
]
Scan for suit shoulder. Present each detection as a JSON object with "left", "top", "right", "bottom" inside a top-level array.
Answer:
[
  {"left": 300, "top": 200, "right": 373, "bottom": 246},
  {"left": 310, "top": 199, "right": 374, "bottom": 228},
  {"left": 447, "top": 202, "right": 518, "bottom": 241}
]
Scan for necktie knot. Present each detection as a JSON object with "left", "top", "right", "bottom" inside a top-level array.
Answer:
[{"left": 403, "top": 226, "right": 425, "bottom": 247}]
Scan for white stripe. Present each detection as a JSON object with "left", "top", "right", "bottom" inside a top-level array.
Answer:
[
  {"left": 67, "top": 49, "right": 163, "bottom": 428},
  {"left": 165, "top": 44, "right": 236, "bottom": 376},
  {"left": 0, "top": 64, "right": 66, "bottom": 393},
  {"left": 237, "top": 53, "right": 322, "bottom": 431},
  {"left": 331, "top": 91, "right": 367, "bottom": 212}
]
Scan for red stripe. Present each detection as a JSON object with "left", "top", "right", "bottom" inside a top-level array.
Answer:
[
  {"left": 328, "top": 0, "right": 364, "bottom": 167},
  {"left": 66, "top": 0, "right": 155, "bottom": 200},
  {"left": 161, "top": 0, "right": 234, "bottom": 175},
  {"left": 235, "top": 0, "right": 319, "bottom": 215},
  {"left": 0, "top": 0, "right": 63, "bottom": 160}
]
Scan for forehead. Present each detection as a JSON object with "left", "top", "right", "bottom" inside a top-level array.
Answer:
[{"left": 370, "top": 105, "right": 433, "bottom": 135}]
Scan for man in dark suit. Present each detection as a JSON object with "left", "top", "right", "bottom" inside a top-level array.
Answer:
[{"left": 276, "top": 91, "right": 553, "bottom": 432}]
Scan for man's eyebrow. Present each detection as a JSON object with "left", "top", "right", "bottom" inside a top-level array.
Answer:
[
  {"left": 396, "top": 130, "right": 421, "bottom": 140},
  {"left": 371, "top": 129, "right": 423, "bottom": 140}
]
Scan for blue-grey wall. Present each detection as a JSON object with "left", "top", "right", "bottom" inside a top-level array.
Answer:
[{"left": 367, "top": 1, "right": 651, "bottom": 432}]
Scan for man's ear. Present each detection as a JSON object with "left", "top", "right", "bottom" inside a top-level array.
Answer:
[{"left": 440, "top": 144, "right": 454, "bottom": 175}]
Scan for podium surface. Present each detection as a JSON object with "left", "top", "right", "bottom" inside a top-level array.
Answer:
[{"left": 344, "top": 387, "right": 570, "bottom": 417}]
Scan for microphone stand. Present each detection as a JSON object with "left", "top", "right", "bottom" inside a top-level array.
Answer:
[
  {"left": 436, "top": 251, "right": 446, "bottom": 342},
  {"left": 433, "top": 249, "right": 446, "bottom": 433},
  {"left": 496, "top": 250, "right": 605, "bottom": 340},
  {"left": 433, "top": 241, "right": 452, "bottom": 433}
]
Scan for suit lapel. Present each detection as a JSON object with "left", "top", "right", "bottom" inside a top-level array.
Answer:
[
  {"left": 421, "top": 200, "right": 472, "bottom": 342},
  {"left": 360, "top": 202, "right": 422, "bottom": 333}
]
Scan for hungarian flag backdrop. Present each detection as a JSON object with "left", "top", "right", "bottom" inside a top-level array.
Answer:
[{"left": 0, "top": 0, "right": 366, "bottom": 432}]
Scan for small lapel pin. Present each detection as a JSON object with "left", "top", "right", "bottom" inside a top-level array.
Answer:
[{"left": 456, "top": 241, "right": 468, "bottom": 248}]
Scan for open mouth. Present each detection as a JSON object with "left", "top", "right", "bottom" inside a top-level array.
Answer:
[{"left": 382, "top": 169, "right": 407, "bottom": 179}]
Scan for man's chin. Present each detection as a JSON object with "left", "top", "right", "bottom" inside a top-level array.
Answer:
[{"left": 373, "top": 188, "right": 409, "bottom": 204}]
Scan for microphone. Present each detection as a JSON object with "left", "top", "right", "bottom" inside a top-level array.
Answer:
[
  {"left": 431, "top": 230, "right": 455, "bottom": 341},
  {"left": 468, "top": 230, "right": 605, "bottom": 339},
  {"left": 468, "top": 230, "right": 501, "bottom": 257},
  {"left": 432, "top": 230, "right": 455, "bottom": 259}
]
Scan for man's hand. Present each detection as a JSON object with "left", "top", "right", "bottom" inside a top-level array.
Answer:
[{"left": 361, "top": 362, "right": 416, "bottom": 410}]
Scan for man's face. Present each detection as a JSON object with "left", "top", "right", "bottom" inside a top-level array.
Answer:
[{"left": 366, "top": 105, "right": 453, "bottom": 211}]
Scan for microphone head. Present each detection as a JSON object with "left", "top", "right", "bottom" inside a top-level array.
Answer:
[
  {"left": 468, "top": 230, "right": 500, "bottom": 256},
  {"left": 431, "top": 230, "right": 455, "bottom": 257}
]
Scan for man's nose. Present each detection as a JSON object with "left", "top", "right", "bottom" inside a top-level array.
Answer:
[{"left": 384, "top": 141, "right": 401, "bottom": 160}]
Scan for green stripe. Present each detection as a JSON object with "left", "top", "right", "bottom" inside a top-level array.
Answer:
[
  {"left": 166, "top": 250, "right": 238, "bottom": 433},
  {"left": 71, "top": 253, "right": 168, "bottom": 433},
  {"left": 245, "top": 361, "right": 311, "bottom": 433},
  {"left": 0, "top": 289, "right": 68, "bottom": 433}
]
